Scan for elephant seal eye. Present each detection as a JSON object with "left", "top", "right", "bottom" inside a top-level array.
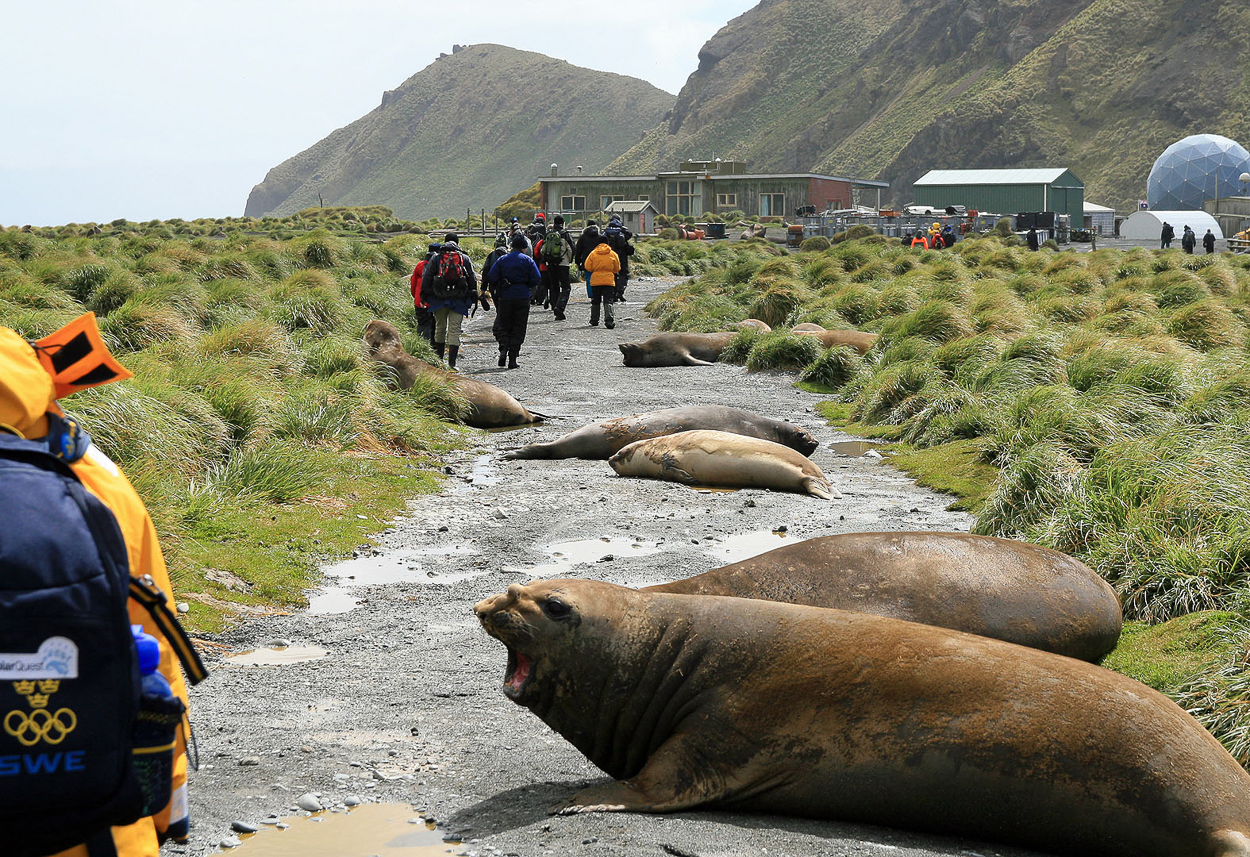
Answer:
[{"left": 542, "top": 598, "right": 572, "bottom": 619}]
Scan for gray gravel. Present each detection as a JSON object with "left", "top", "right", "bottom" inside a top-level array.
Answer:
[{"left": 177, "top": 276, "right": 1048, "bottom": 857}]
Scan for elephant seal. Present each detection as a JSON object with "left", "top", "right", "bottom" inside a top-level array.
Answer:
[
  {"left": 645, "top": 531, "right": 1122, "bottom": 662},
  {"left": 608, "top": 430, "right": 838, "bottom": 498},
  {"left": 363, "top": 320, "right": 543, "bottom": 428},
  {"left": 618, "top": 332, "right": 735, "bottom": 367},
  {"left": 503, "top": 405, "right": 817, "bottom": 460},
  {"left": 730, "top": 319, "right": 771, "bottom": 333},
  {"left": 475, "top": 579, "right": 1250, "bottom": 856},
  {"left": 794, "top": 328, "right": 878, "bottom": 355},
  {"left": 790, "top": 322, "right": 825, "bottom": 333}
]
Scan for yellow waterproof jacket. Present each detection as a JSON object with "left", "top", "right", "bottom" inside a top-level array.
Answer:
[
  {"left": 0, "top": 327, "right": 191, "bottom": 857},
  {"left": 585, "top": 243, "right": 621, "bottom": 286}
]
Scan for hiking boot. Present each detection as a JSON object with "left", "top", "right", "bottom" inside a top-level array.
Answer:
[
  {"left": 497, "top": 350, "right": 506, "bottom": 368},
  {"left": 447, "top": 345, "right": 459, "bottom": 371},
  {"left": 507, "top": 352, "right": 519, "bottom": 370},
  {"left": 554, "top": 312, "right": 565, "bottom": 321},
  {"left": 605, "top": 321, "right": 615, "bottom": 329},
  {"left": 434, "top": 342, "right": 445, "bottom": 361}
]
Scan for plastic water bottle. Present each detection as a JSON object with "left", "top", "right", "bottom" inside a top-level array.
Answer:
[{"left": 130, "top": 625, "right": 184, "bottom": 815}]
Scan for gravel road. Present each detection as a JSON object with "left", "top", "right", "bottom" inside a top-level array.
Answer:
[{"left": 178, "top": 276, "right": 1047, "bottom": 857}]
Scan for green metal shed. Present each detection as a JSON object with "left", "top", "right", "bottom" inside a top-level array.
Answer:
[{"left": 913, "top": 169, "right": 1085, "bottom": 222}]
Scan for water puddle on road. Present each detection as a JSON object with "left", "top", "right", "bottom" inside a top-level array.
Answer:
[
  {"left": 225, "top": 646, "right": 328, "bottom": 666},
  {"left": 829, "top": 440, "right": 884, "bottom": 456},
  {"left": 224, "top": 803, "right": 455, "bottom": 855},
  {"left": 308, "top": 544, "right": 483, "bottom": 615},
  {"left": 703, "top": 529, "right": 801, "bottom": 563},
  {"left": 517, "top": 536, "right": 661, "bottom": 576}
]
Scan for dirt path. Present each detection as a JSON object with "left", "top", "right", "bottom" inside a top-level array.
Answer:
[{"left": 180, "top": 276, "right": 1046, "bottom": 857}]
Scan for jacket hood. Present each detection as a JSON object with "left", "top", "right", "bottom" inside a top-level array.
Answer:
[
  {"left": 591, "top": 243, "right": 614, "bottom": 257},
  {"left": 0, "top": 327, "right": 56, "bottom": 438}
]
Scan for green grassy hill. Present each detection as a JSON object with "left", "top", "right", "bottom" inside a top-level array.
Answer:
[
  {"left": 245, "top": 44, "right": 674, "bottom": 220},
  {"left": 610, "top": 0, "right": 1250, "bottom": 212}
]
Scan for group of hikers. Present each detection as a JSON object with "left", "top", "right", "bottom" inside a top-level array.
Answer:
[
  {"left": 908, "top": 222, "right": 957, "bottom": 249},
  {"left": 1160, "top": 221, "right": 1217, "bottom": 254},
  {"left": 408, "top": 214, "right": 634, "bottom": 370}
]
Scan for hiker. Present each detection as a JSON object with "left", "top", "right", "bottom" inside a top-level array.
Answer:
[
  {"left": 575, "top": 219, "right": 602, "bottom": 299},
  {"left": 528, "top": 214, "right": 549, "bottom": 306},
  {"left": 421, "top": 232, "right": 482, "bottom": 371},
  {"left": 1203, "top": 228, "right": 1216, "bottom": 254},
  {"left": 507, "top": 217, "right": 532, "bottom": 255},
  {"left": 1160, "top": 221, "right": 1174, "bottom": 249},
  {"left": 538, "top": 214, "right": 574, "bottom": 321},
  {"left": 409, "top": 242, "right": 440, "bottom": 347},
  {"left": 584, "top": 235, "right": 621, "bottom": 329},
  {"left": 486, "top": 233, "right": 542, "bottom": 369},
  {"left": 1, "top": 316, "right": 204, "bottom": 857},
  {"left": 1026, "top": 226, "right": 1040, "bottom": 251},
  {"left": 1182, "top": 225, "right": 1196, "bottom": 254},
  {"left": 603, "top": 216, "right": 635, "bottom": 302},
  {"left": 481, "top": 234, "right": 510, "bottom": 347},
  {"left": 526, "top": 213, "right": 547, "bottom": 253},
  {"left": 910, "top": 230, "right": 930, "bottom": 249}
]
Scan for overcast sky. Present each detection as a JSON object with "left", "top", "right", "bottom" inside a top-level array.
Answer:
[{"left": 0, "top": 1, "right": 759, "bottom": 227}]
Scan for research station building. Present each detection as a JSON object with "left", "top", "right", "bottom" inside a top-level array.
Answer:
[
  {"left": 540, "top": 159, "right": 888, "bottom": 222},
  {"left": 913, "top": 168, "right": 1085, "bottom": 223}
]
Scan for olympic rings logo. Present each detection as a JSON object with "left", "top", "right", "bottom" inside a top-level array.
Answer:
[{"left": 4, "top": 708, "right": 77, "bottom": 746}]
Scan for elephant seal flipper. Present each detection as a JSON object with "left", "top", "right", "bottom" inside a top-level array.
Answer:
[
  {"left": 681, "top": 354, "right": 716, "bottom": 366},
  {"left": 803, "top": 476, "right": 840, "bottom": 499}
]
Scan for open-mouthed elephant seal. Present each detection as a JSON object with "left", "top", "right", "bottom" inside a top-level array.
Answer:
[
  {"left": 618, "top": 332, "right": 735, "bottom": 367},
  {"left": 503, "top": 405, "right": 817, "bottom": 460},
  {"left": 363, "top": 320, "right": 543, "bottom": 428},
  {"left": 475, "top": 579, "right": 1250, "bottom": 857},
  {"left": 608, "top": 429, "right": 837, "bottom": 498},
  {"left": 794, "top": 328, "right": 879, "bottom": 355},
  {"left": 645, "top": 530, "right": 1122, "bottom": 662},
  {"left": 729, "top": 319, "right": 771, "bottom": 333},
  {"left": 790, "top": 322, "right": 825, "bottom": 333}
]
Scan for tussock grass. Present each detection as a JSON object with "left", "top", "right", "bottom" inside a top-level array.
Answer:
[
  {"left": 744, "top": 332, "right": 823, "bottom": 372},
  {"left": 801, "top": 345, "right": 862, "bottom": 389}
]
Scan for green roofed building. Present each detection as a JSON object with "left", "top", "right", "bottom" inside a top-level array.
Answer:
[{"left": 913, "top": 169, "right": 1084, "bottom": 222}]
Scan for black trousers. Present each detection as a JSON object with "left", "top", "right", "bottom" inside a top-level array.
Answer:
[
  {"left": 547, "top": 266, "right": 571, "bottom": 314},
  {"left": 495, "top": 297, "right": 530, "bottom": 356},
  {"left": 532, "top": 273, "right": 548, "bottom": 306},
  {"left": 590, "top": 286, "right": 615, "bottom": 325},
  {"left": 614, "top": 270, "right": 630, "bottom": 301},
  {"left": 415, "top": 306, "right": 436, "bottom": 346}
]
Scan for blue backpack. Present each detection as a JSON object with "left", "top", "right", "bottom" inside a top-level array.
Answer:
[{"left": 0, "top": 426, "right": 207, "bottom": 857}]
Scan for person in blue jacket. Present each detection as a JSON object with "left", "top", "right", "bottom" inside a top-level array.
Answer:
[{"left": 486, "top": 233, "right": 542, "bottom": 369}]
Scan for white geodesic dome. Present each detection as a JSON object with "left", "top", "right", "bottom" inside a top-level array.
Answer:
[{"left": 1146, "top": 134, "right": 1250, "bottom": 211}]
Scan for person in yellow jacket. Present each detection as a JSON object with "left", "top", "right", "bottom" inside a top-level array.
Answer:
[
  {"left": 0, "top": 317, "right": 194, "bottom": 857},
  {"left": 583, "top": 237, "right": 621, "bottom": 330}
]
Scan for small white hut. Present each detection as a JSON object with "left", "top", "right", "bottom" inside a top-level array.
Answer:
[{"left": 602, "top": 200, "right": 659, "bottom": 235}]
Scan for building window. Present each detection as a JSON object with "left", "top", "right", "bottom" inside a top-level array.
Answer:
[
  {"left": 560, "top": 195, "right": 585, "bottom": 211},
  {"left": 759, "top": 193, "right": 785, "bottom": 217},
  {"left": 638, "top": 194, "right": 649, "bottom": 201},
  {"left": 716, "top": 193, "right": 737, "bottom": 208},
  {"left": 666, "top": 180, "right": 700, "bottom": 216},
  {"left": 600, "top": 194, "right": 624, "bottom": 211}
]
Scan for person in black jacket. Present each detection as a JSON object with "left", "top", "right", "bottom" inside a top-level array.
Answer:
[
  {"left": 1203, "top": 229, "right": 1216, "bottom": 254},
  {"left": 1026, "top": 226, "right": 1040, "bottom": 251},
  {"left": 574, "top": 220, "right": 601, "bottom": 298},
  {"left": 539, "top": 214, "right": 574, "bottom": 321},
  {"left": 1181, "top": 225, "right": 1196, "bottom": 254},
  {"left": 603, "top": 216, "right": 635, "bottom": 302},
  {"left": 1160, "top": 221, "right": 1174, "bottom": 249},
  {"left": 486, "top": 233, "right": 542, "bottom": 369}
]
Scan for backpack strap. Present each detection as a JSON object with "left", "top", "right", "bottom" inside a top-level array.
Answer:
[{"left": 129, "top": 576, "right": 208, "bottom": 685}]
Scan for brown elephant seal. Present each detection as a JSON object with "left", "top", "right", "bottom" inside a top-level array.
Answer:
[
  {"left": 645, "top": 531, "right": 1122, "bottom": 662},
  {"left": 363, "top": 320, "right": 543, "bottom": 428},
  {"left": 608, "top": 429, "right": 838, "bottom": 498},
  {"left": 794, "top": 328, "right": 878, "bottom": 355},
  {"left": 503, "top": 405, "right": 817, "bottom": 460},
  {"left": 618, "top": 332, "right": 735, "bottom": 367},
  {"left": 790, "top": 322, "right": 825, "bottom": 333},
  {"left": 475, "top": 579, "right": 1250, "bottom": 856},
  {"left": 730, "top": 319, "right": 771, "bottom": 333}
]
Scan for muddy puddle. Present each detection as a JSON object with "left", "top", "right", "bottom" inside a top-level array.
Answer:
[
  {"left": 224, "top": 802, "right": 454, "bottom": 855},
  {"left": 830, "top": 440, "right": 884, "bottom": 456},
  {"left": 224, "top": 646, "right": 328, "bottom": 666},
  {"left": 702, "top": 529, "right": 801, "bottom": 563},
  {"left": 514, "top": 536, "right": 661, "bottom": 576},
  {"left": 449, "top": 454, "right": 501, "bottom": 489},
  {"left": 309, "top": 544, "right": 484, "bottom": 615}
]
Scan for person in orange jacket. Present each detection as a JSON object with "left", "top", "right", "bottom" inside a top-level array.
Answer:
[
  {"left": 0, "top": 317, "right": 195, "bottom": 857},
  {"left": 583, "top": 236, "right": 621, "bottom": 329}
]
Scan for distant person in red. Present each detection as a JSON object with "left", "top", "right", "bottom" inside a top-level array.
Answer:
[{"left": 409, "top": 243, "right": 440, "bottom": 347}]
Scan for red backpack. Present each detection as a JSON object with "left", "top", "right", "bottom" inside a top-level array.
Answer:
[{"left": 431, "top": 250, "right": 469, "bottom": 299}]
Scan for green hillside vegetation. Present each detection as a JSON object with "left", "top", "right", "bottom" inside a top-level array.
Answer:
[
  {"left": 0, "top": 216, "right": 508, "bottom": 632},
  {"left": 648, "top": 236, "right": 1250, "bottom": 763},
  {"left": 611, "top": 0, "right": 1250, "bottom": 212},
  {"left": 246, "top": 44, "right": 674, "bottom": 220}
]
